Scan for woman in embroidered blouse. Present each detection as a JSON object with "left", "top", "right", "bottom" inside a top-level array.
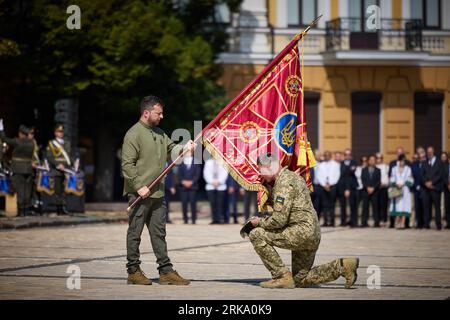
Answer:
[{"left": 389, "top": 154, "right": 414, "bottom": 229}]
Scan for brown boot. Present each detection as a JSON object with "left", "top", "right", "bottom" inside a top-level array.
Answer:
[
  {"left": 260, "top": 272, "right": 295, "bottom": 289},
  {"left": 340, "top": 258, "right": 359, "bottom": 289},
  {"left": 159, "top": 270, "right": 190, "bottom": 285},
  {"left": 127, "top": 267, "right": 152, "bottom": 285}
]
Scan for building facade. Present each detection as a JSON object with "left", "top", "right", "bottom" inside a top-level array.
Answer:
[{"left": 216, "top": 0, "right": 450, "bottom": 161}]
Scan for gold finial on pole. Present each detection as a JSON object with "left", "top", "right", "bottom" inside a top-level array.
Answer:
[{"left": 293, "top": 14, "right": 323, "bottom": 41}]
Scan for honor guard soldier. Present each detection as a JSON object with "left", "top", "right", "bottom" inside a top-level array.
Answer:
[
  {"left": 247, "top": 152, "right": 360, "bottom": 289},
  {"left": 0, "top": 119, "right": 34, "bottom": 217},
  {"left": 28, "top": 127, "right": 43, "bottom": 214},
  {"left": 46, "top": 124, "right": 78, "bottom": 215}
]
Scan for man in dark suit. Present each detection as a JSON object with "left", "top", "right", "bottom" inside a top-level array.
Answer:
[
  {"left": 421, "top": 146, "right": 444, "bottom": 230},
  {"left": 334, "top": 151, "right": 347, "bottom": 226},
  {"left": 178, "top": 151, "right": 201, "bottom": 224},
  {"left": 227, "top": 175, "right": 240, "bottom": 224},
  {"left": 388, "top": 147, "right": 412, "bottom": 228},
  {"left": 361, "top": 155, "right": 381, "bottom": 227},
  {"left": 442, "top": 152, "right": 450, "bottom": 229},
  {"left": 340, "top": 149, "right": 358, "bottom": 227},
  {"left": 411, "top": 150, "right": 426, "bottom": 229},
  {"left": 310, "top": 149, "right": 323, "bottom": 220}
]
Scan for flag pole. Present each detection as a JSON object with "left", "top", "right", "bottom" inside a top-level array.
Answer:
[{"left": 126, "top": 14, "right": 323, "bottom": 213}]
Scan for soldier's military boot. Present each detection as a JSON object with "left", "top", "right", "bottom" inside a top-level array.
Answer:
[
  {"left": 340, "top": 258, "right": 359, "bottom": 289},
  {"left": 127, "top": 267, "right": 152, "bottom": 285},
  {"left": 159, "top": 270, "right": 190, "bottom": 285},
  {"left": 260, "top": 272, "right": 295, "bottom": 289}
]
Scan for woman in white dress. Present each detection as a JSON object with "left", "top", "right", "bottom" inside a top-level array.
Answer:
[{"left": 389, "top": 155, "right": 414, "bottom": 229}]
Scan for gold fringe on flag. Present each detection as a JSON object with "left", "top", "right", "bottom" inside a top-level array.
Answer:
[{"left": 306, "top": 141, "right": 317, "bottom": 168}]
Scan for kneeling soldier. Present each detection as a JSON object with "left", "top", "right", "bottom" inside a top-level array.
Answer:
[{"left": 248, "top": 152, "right": 359, "bottom": 289}]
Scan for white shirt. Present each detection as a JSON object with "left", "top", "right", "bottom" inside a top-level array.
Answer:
[
  {"left": 183, "top": 156, "right": 193, "bottom": 170},
  {"left": 428, "top": 156, "right": 436, "bottom": 167},
  {"left": 316, "top": 160, "right": 340, "bottom": 187},
  {"left": 376, "top": 163, "right": 390, "bottom": 187},
  {"left": 203, "top": 159, "right": 228, "bottom": 191},
  {"left": 355, "top": 166, "right": 365, "bottom": 190},
  {"left": 56, "top": 137, "right": 64, "bottom": 145}
]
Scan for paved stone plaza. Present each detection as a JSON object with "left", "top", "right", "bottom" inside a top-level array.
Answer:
[{"left": 0, "top": 212, "right": 449, "bottom": 300}]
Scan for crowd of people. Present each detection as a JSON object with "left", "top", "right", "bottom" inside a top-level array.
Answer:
[
  {"left": 310, "top": 146, "right": 450, "bottom": 230},
  {"left": 165, "top": 146, "right": 450, "bottom": 231},
  {"left": 164, "top": 151, "right": 258, "bottom": 225}
]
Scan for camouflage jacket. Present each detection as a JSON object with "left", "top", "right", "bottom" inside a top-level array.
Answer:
[{"left": 258, "top": 167, "right": 320, "bottom": 237}]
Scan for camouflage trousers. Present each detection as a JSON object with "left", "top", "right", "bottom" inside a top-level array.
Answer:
[{"left": 249, "top": 227, "right": 342, "bottom": 287}]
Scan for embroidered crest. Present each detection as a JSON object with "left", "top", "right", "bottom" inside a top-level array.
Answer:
[
  {"left": 239, "top": 121, "right": 260, "bottom": 143},
  {"left": 285, "top": 75, "right": 302, "bottom": 97}
]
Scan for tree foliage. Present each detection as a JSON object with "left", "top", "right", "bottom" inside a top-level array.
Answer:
[{"left": 0, "top": 0, "right": 241, "bottom": 134}]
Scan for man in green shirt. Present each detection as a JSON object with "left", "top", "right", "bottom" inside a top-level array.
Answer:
[{"left": 122, "top": 95, "right": 195, "bottom": 286}]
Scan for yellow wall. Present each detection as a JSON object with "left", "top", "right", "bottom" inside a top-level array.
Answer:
[
  {"left": 268, "top": 0, "right": 277, "bottom": 27},
  {"left": 392, "top": 0, "right": 402, "bottom": 19},
  {"left": 219, "top": 64, "right": 450, "bottom": 162},
  {"left": 331, "top": 0, "right": 339, "bottom": 19}
]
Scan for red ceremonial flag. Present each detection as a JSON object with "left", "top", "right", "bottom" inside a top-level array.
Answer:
[{"left": 202, "top": 29, "right": 317, "bottom": 211}]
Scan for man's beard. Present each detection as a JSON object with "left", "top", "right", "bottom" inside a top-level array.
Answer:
[{"left": 149, "top": 119, "right": 160, "bottom": 127}]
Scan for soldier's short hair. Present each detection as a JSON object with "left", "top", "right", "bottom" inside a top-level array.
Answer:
[
  {"left": 257, "top": 152, "right": 278, "bottom": 166},
  {"left": 140, "top": 95, "right": 164, "bottom": 114}
]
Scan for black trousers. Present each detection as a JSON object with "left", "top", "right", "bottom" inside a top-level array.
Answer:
[
  {"left": 228, "top": 189, "right": 239, "bottom": 222},
  {"left": 421, "top": 188, "right": 442, "bottom": 228},
  {"left": 54, "top": 175, "right": 66, "bottom": 206},
  {"left": 342, "top": 189, "right": 358, "bottom": 227},
  {"left": 445, "top": 187, "right": 450, "bottom": 227},
  {"left": 321, "top": 186, "right": 337, "bottom": 226},
  {"left": 207, "top": 190, "right": 226, "bottom": 223},
  {"left": 362, "top": 190, "right": 379, "bottom": 226},
  {"left": 414, "top": 188, "right": 424, "bottom": 228},
  {"left": 337, "top": 189, "right": 357, "bottom": 226},
  {"left": 243, "top": 191, "right": 258, "bottom": 220},
  {"left": 180, "top": 188, "right": 197, "bottom": 223},
  {"left": 378, "top": 187, "right": 389, "bottom": 222},
  {"left": 12, "top": 173, "right": 33, "bottom": 210},
  {"left": 311, "top": 184, "right": 322, "bottom": 220},
  {"left": 337, "top": 188, "right": 346, "bottom": 225}
]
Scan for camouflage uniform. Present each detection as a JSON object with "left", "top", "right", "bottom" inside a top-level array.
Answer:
[{"left": 249, "top": 167, "right": 343, "bottom": 287}]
